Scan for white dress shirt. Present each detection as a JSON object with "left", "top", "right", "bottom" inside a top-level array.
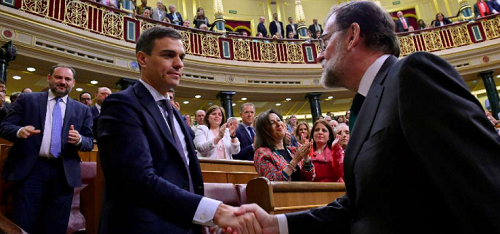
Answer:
[
  {"left": 276, "top": 54, "right": 391, "bottom": 234},
  {"left": 275, "top": 20, "right": 282, "bottom": 37},
  {"left": 138, "top": 80, "right": 221, "bottom": 226},
  {"left": 95, "top": 103, "right": 101, "bottom": 114}
]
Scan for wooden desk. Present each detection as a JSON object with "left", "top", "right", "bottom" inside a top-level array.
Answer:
[
  {"left": 246, "top": 177, "right": 346, "bottom": 214},
  {"left": 199, "top": 158, "right": 258, "bottom": 183}
]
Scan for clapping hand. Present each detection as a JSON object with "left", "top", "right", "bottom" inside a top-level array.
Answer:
[
  {"left": 331, "top": 135, "right": 340, "bottom": 148},
  {"left": 219, "top": 123, "right": 227, "bottom": 139}
]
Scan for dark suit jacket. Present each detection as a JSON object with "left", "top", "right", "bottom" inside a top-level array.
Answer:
[
  {"left": 286, "top": 24, "right": 298, "bottom": 39},
  {"left": 257, "top": 22, "right": 268, "bottom": 37},
  {"left": 97, "top": 82, "right": 204, "bottom": 234},
  {"left": 232, "top": 124, "right": 254, "bottom": 161},
  {"left": 395, "top": 17, "right": 410, "bottom": 32},
  {"left": 286, "top": 52, "right": 500, "bottom": 234},
  {"left": 308, "top": 24, "right": 323, "bottom": 38},
  {"left": 433, "top": 18, "right": 452, "bottom": 27},
  {"left": 0, "top": 92, "right": 94, "bottom": 188},
  {"left": 269, "top": 20, "right": 284, "bottom": 37},
  {"left": 474, "top": 2, "right": 494, "bottom": 18},
  {"left": 489, "top": 0, "right": 500, "bottom": 12},
  {"left": 90, "top": 105, "right": 99, "bottom": 136},
  {"left": 166, "top": 12, "right": 184, "bottom": 26}
]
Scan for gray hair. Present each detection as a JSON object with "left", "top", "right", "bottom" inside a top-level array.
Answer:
[{"left": 240, "top": 102, "right": 255, "bottom": 112}]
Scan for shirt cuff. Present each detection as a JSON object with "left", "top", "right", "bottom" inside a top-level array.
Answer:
[
  {"left": 277, "top": 214, "right": 289, "bottom": 234},
  {"left": 76, "top": 136, "right": 83, "bottom": 146},
  {"left": 16, "top": 127, "right": 22, "bottom": 138},
  {"left": 192, "top": 197, "right": 222, "bottom": 227}
]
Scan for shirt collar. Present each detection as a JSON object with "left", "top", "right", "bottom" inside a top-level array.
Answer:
[
  {"left": 357, "top": 54, "right": 390, "bottom": 97},
  {"left": 139, "top": 79, "right": 171, "bottom": 102},
  {"left": 95, "top": 103, "right": 101, "bottom": 110},
  {"left": 48, "top": 89, "right": 68, "bottom": 104},
  {"left": 241, "top": 122, "right": 252, "bottom": 128}
]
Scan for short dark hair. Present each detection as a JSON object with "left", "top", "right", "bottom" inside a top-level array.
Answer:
[
  {"left": 136, "top": 27, "right": 182, "bottom": 56},
  {"left": 49, "top": 65, "right": 76, "bottom": 76},
  {"left": 167, "top": 88, "right": 175, "bottom": 99},
  {"left": 310, "top": 119, "right": 335, "bottom": 150},
  {"left": 203, "top": 105, "right": 226, "bottom": 128},
  {"left": 326, "top": 1, "right": 400, "bottom": 57},
  {"left": 254, "top": 109, "right": 283, "bottom": 149},
  {"left": 10, "top": 92, "right": 21, "bottom": 102},
  {"left": 80, "top": 91, "right": 92, "bottom": 100}
]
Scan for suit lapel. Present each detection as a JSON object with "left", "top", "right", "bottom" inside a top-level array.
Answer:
[
  {"left": 344, "top": 56, "right": 398, "bottom": 190},
  {"left": 39, "top": 92, "right": 48, "bottom": 132},
  {"left": 238, "top": 124, "right": 252, "bottom": 143},
  {"left": 133, "top": 82, "right": 177, "bottom": 148}
]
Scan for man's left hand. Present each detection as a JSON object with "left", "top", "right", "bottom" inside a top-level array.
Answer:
[{"left": 68, "top": 125, "right": 81, "bottom": 145}]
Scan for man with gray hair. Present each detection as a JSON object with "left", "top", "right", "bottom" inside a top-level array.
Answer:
[
  {"left": 192, "top": 109, "right": 205, "bottom": 132},
  {"left": 233, "top": 1, "right": 500, "bottom": 233},
  {"left": 232, "top": 103, "right": 256, "bottom": 161},
  {"left": 152, "top": 1, "right": 167, "bottom": 22},
  {"left": 166, "top": 4, "right": 183, "bottom": 25}
]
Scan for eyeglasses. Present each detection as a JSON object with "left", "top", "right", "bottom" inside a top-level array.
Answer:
[{"left": 318, "top": 29, "right": 343, "bottom": 53}]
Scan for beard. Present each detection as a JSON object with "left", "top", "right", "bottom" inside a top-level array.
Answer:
[
  {"left": 320, "top": 40, "right": 347, "bottom": 89},
  {"left": 49, "top": 82, "right": 72, "bottom": 97}
]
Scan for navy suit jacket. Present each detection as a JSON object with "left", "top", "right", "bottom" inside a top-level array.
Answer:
[
  {"left": 286, "top": 24, "right": 299, "bottom": 39},
  {"left": 97, "top": 82, "right": 204, "bottom": 234},
  {"left": 395, "top": 17, "right": 410, "bottom": 32},
  {"left": 90, "top": 105, "right": 99, "bottom": 135},
  {"left": 166, "top": 12, "right": 184, "bottom": 26},
  {"left": 269, "top": 21, "right": 284, "bottom": 37},
  {"left": 257, "top": 22, "right": 268, "bottom": 37},
  {"left": 232, "top": 124, "right": 254, "bottom": 161},
  {"left": 0, "top": 92, "right": 94, "bottom": 188},
  {"left": 285, "top": 52, "right": 500, "bottom": 233}
]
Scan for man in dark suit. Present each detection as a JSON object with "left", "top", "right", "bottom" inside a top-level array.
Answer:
[
  {"left": 90, "top": 87, "right": 111, "bottom": 134},
  {"left": 96, "top": 27, "right": 260, "bottom": 234},
  {"left": 79, "top": 91, "right": 93, "bottom": 107},
  {"left": 257, "top": 16, "right": 268, "bottom": 38},
  {"left": 232, "top": 103, "right": 255, "bottom": 161},
  {"left": 234, "top": 2, "right": 500, "bottom": 233},
  {"left": 286, "top": 17, "right": 298, "bottom": 39},
  {"left": 308, "top": 18, "right": 323, "bottom": 39},
  {"left": 395, "top": 10, "right": 410, "bottom": 32},
  {"left": 269, "top": 13, "right": 284, "bottom": 38},
  {"left": 0, "top": 65, "right": 94, "bottom": 234},
  {"left": 166, "top": 4, "right": 183, "bottom": 26}
]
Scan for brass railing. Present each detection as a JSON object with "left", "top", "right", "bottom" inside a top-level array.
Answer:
[{"left": 5, "top": 0, "right": 500, "bottom": 61}]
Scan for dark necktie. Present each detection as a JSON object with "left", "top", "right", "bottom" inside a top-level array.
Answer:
[
  {"left": 158, "top": 100, "right": 194, "bottom": 193},
  {"left": 50, "top": 98, "right": 62, "bottom": 158},
  {"left": 247, "top": 126, "right": 255, "bottom": 142},
  {"left": 349, "top": 93, "right": 365, "bottom": 131}
]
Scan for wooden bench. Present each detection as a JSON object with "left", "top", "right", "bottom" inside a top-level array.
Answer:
[
  {"left": 246, "top": 177, "right": 346, "bottom": 214},
  {"left": 199, "top": 158, "right": 258, "bottom": 184}
]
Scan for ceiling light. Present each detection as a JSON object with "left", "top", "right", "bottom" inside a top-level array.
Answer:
[
  {"left": 328, "top": 96, "right": 333, "bottom": 99},
  {"left": 13, "top": 75, "right": 21, "bottom": 80},
  {"left": 241, "top": 97, "right": 247, "bottom": 100},
  {"left": 276, "top": 103, "right": 281, "bottom": 106},
  {"left": 285, "top": 98, "right": 291, "bottom": 101},
  {"left": 497, "top": 75, "right": 500, "bottom": 78},
  {"left": 76, "top": 88, "right": 83, "bottom": 92},
  {"left": 90, "top": 80, "right": 98, "bottom": 85},
  {"left": 195, "top": 95, "right": 201, "bottom": 98},
  {"left": 27, "top": 67, "right": 36, "bottom": 72},
  {"left": 183, "top": 101, "right": 189, "bottom": 104},
  {"left": 232, "top": 103, "right": 236, "bottom": 106}
]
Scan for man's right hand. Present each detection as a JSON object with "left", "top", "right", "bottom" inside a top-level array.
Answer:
[
  {"left": 214, "top": 203, "right": 262, "bottom": 234},
  {"left": 18, "top": 125, "right": 41, "bottom": 138},
  {"left": 231, "top": 204, "right": 279, "bottom": 234}
]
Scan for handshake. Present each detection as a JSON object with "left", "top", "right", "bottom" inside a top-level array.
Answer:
[{"left": 212, "top": 203, "right": 279, "bottom": 234}]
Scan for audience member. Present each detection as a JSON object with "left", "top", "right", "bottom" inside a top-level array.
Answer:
[
  {"left": 269, "top": 13, "right": 284, "bottom": 39},
  {"left": 79, "top": 91, "right": 93, "bottom": 107},
  {"left": 99, "top": 0, "right": 119, "bottom": 9},
  {"left": 0, "top": 92, "right": 7, "bottom": 122},
  {"left": 199, "top": 24, "right": 209, "bottom": 31},
  {"left": 162, "top": 17, "right": 171, "bottom": 23},
  {"left": 408, "top": 25, "right": 415, "bottom": 32},
  {"left": 193, "top": 7, "right": 210, "bottom": 29},
  {"left": 152, "top": 1, "right": 167, "bottom": 21},
  {"left": 166, "top": 4, "right": 183, "bottom": 26},
  {"left": 395, "top": 11, "right": 410, "bottom": 32},
  {"left": 309, "top": 120, "right": 344, "bottom": 182},
  {"left": 489, "top": 0, "right": 500, "bottom": 13},
  {"left": 307, "top": 29, "right": 313, "bottom": 38},
  {"left": 286, "top": 17, "right": 298, "bottom": 39},
  {"left": 193, "top": 109, "right": 205, "bottom": 128},
  {"left": 324, "top": 115, "right": 332, "bottom": 122},
  {"left": 183, "top": 19, "right": 191, "bottom": 27},
  {"left": 433, "top": 13, "right": 451, "bottom": 26},
  {"left": 271, "top": 32, "right": 281, "bottom": 39},
  {"left": 0, "top": 65, "right": 93, "bottom": 234},
  {"left": 91, "top": 87, "right": 111, "bottom": 134},
  {"left": 337, "top": 115, "right": 345, "bottom": 123},
  {"left": 257, "top": 16, "right": 268, "bottom": 37},
  {"left": 417, "top": 19, "right": 426, "bottom": 29},
  {"left": 242, "top": 31, "right": 248, "bottom": 36},
  {"left": 329, "top": 119, "right": 338, "bottom": 129},
  {"left": 167, "top": 88, "right": 180, "bottom": 110},
  {"left": 345, "top": 110, "right": 350, "bottom": 122},
  {"left": 308, "top": 18, "right": 323, "bottom": 39},
  {"left": 335, "top": 123, "right": 350, "bottom": 150},
  {"left": 474, "top": 0, "right": 494, "bottom": 18},
  {"left": 232, "top": 103, "right": 256, "bottom": 161},
  {"left": 287, "top": 32, "right": 295, "bottom": 39},
  {"left": 184, "top": 114, "right": 192, "bottom": 127},
  {"left": 9, "top": 92, "right": 20, "bottom": 104},
  {"left": 294, "top": 121, "right": 310, "bottom": 145},
  {"left": 253, "top": 109, "right": 314, "bottom": 181},
  {"left": 96, "top": 27, "right": 258, "bottom": 233},
  {"left": 136, "top": 0, "right": 151, "bottom": 15},
  {"left": 22, "top": 87, "right": 32, "bottom": 93},
  {"left": 141, "top": 8, "right": 152, "bottom": 18},
  {"left": 194, "top": 105, "right": 240, "bottom": 159},
  {"left": 257, "top": 32, "right": 264, "bottom": 38},
  {"left": 315, "top": 30, "right": 321, "bottom": 39},
  {"left": 317, "top": 115, "right": 324, "bottom": 120}
]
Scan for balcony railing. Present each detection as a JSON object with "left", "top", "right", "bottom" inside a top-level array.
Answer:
[{"left": 2, "top": 0, "right": 500, "bottom": 62}]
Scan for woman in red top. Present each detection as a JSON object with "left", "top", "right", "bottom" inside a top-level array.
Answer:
[
  {"left": 253, "top": 109, "right": 315, "bottom": 181},
  {"left": 309, "top": 120, "right": 344, "bottom": 182}
]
